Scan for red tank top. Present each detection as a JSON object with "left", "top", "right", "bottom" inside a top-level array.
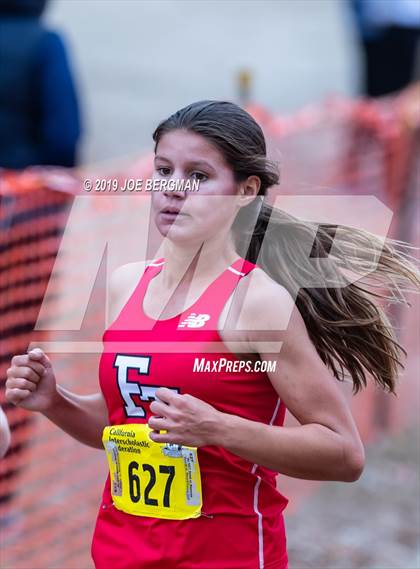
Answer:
[{"left": 92, "top": 257, "right": 289, "bottom": 569}]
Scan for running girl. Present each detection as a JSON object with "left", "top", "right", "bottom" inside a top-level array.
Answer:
[{"left": 6, "top": 100, "right": 419, "bottom": 569}]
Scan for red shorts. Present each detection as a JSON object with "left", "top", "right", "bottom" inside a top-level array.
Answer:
[{"left": 91, "top": 499, "right": 289, "bottom": 569}]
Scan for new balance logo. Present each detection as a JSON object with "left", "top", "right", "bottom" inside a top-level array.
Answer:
[{"left": 178, "top": 313, "right": 211, "bottom": 328}]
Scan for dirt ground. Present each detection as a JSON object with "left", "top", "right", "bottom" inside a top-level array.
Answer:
[{"left": 285, "top": 426, "right": 419, "bottom": 569}]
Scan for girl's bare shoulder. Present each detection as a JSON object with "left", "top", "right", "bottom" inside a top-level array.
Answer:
[
  {"left": 234, "top": 266, "right": 296, "bottom": 330},
  {"left": 107, "top": 261, "right": 146, "bottom": 324},
  {"left": 109, "top": 261, "right": 146, "bottom": 289}
]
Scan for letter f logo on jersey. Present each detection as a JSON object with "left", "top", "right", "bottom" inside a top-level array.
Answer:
[
  {"left": 114, "top": 354, "right": 179, "bottom": 418},
  {"left": 178, "top": 313, "right": 211, "bottom": 328}
]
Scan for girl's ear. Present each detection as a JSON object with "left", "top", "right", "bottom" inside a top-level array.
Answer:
[{"left": 238, "top": 176, "right": 261, "bottom": 208}]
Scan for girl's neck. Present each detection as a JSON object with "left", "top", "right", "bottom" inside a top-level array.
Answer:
[{"left": 159, "top": 238, "right": 239, "bottom": 288}]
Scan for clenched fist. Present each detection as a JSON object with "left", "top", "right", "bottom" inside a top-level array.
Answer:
[{"left": 5, "top": 348, "right": 58, "bottom": 412}]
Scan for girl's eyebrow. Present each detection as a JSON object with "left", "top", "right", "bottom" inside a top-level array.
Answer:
[
  {"left": 154, "top": 156, "right": 216, "bottom": 174},
  {"left": 187, "top": 160, "right": 215, "bottom": 173},
  {"left": 154, "top": 155, "right": 171, "bottom": 163}
]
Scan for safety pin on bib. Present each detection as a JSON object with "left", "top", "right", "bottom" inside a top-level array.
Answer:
[{"left": 105, "top": 440, "right": 123, "bottom": 497}]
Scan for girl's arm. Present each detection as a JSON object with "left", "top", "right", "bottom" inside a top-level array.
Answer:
[
  {"left": 5, "top": 349, "right": 108, "bottom": 450},
  {"left": 5, "top": 263, "right": 145, "bottom": 450},
  {"left": 148, "top": 275, "right": 365, "bottom": 482},
  {"left": 42, "top": 385, "right": 108, "bottom": 449},
  {"left": 216, "top": 282, "right": 365, "bottom": 481}
]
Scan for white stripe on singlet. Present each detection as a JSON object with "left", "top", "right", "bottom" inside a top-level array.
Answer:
[
  {"left": 228, "top": 266, "right": 246, "bottom": 276},
  {"left": 251, "top": 397, "right": 282, "bottom": 569}
]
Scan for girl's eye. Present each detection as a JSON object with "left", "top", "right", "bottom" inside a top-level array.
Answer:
[
  {"left": 156, "top": 167, "right": 171, "bottom": 176},
  {"left": 190, "top": 171, "right": 208, "bottom": 182}
]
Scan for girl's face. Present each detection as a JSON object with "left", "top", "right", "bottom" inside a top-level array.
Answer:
[{"left": 152, "top": 129, "right": 251, "bottom": 245}]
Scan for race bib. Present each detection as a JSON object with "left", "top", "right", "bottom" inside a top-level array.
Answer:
[{"left": 102, "top": 424, "right": 202, "bottom": 520}]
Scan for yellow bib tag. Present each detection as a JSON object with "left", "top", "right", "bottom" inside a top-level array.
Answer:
[{"left": 102, "top": 424, "right": 202, "bottom": 520}]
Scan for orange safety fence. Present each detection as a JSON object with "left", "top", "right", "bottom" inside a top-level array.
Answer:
[{"left": 0, "top": 85, "right": 419, "bottom": 568}]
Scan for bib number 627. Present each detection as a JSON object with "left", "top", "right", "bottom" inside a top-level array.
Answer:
[{"left": 128, "top": 461, "right": 175, "bottom": 508}]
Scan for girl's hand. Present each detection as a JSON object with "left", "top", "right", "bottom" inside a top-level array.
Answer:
[
  {"left": 148, "top": 388, "right": 222, "bottom": 447},
  {"left": 5, "top": 348, "right": 58, "bottom": 412}
]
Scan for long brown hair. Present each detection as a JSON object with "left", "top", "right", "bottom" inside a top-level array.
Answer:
[{"left": 153, "top": 100, "right": 420, "bottom": 394}]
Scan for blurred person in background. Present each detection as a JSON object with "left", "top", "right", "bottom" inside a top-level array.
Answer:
[
  {"left": 350, "top": 0, "right": 420, "bottom": 96},
  {"left": 0, "top": 0, "right": 82, "bottom": 169}
]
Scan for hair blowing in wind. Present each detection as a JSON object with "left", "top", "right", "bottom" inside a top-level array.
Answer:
[{"left": 153, "top": 100, "right": 420, "bottom": 395}]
